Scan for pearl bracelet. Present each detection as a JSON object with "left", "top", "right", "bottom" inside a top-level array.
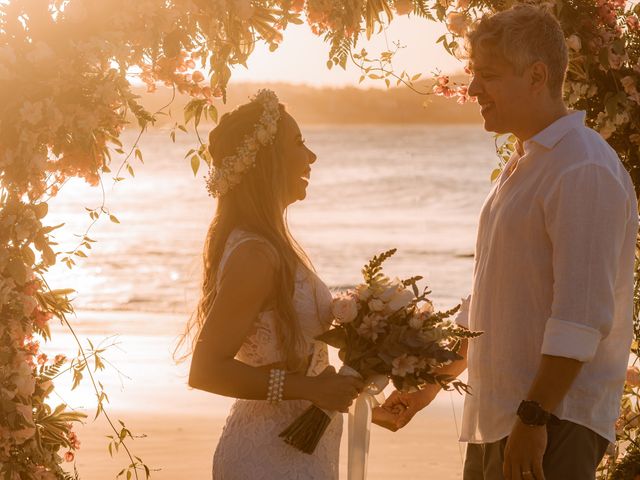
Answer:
[{"left": 267, "top": 368, "right": 286, "bottom": 404}]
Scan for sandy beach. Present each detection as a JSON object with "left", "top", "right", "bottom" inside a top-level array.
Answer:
[
  {"left": 71, "top": 407, "right": 464, "bottom": 480},
  {"left": 45, "top": 311, "right": 466, "bottom": 479}
]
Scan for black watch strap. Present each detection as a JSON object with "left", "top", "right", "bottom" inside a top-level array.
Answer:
[{"left": 517, "top": 400, "right": 551, "bottom": 426}]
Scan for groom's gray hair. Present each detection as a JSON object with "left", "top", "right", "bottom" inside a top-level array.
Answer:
[{"left": 465, "top": 3, "right": 568, "bottom": 98}]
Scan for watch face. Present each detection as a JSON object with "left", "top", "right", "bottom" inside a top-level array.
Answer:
[
  {"left": 520, "top": 403, "right": 538, "bottom": 423},
  {"left": 518, "top": 401, "right": 548, "bottom": 425}
]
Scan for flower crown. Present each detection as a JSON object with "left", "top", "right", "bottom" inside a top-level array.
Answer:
[{"left": 205, "top": 89, "right": 281, "bottom": 198}]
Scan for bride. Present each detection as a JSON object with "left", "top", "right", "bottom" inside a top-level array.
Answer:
[{"left": 183, "top": 89, "right": 362, "bottom": 479}]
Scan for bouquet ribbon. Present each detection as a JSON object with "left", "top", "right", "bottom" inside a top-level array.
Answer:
[{"left": 340, "top": 366, "right": 388, "bottom": 480}]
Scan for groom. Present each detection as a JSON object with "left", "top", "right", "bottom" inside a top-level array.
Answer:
[{"left": 373, "top": 4, "right": 638, "bottom": 480}]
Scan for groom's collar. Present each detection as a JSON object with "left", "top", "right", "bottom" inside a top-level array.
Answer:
[{"left": 522, "top": 111, "right": 586, "bottom": 154}]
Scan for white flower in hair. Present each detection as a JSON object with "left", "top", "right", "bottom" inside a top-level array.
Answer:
[{"left": 205, "top": 89, "right": 281, "bottom": 198}]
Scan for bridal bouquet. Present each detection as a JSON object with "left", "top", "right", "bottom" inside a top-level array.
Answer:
[{"left": 280, "top": 249, "right": 480, "bottom": 454}]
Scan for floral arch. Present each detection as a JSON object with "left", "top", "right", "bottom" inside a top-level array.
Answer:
[{"left": 0, "top": 0, "right": 638, "bottom": 478}]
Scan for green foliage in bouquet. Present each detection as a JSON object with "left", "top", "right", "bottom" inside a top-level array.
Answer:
[{"left": 317, "top": 249, "right": 481, "bottom": 393}]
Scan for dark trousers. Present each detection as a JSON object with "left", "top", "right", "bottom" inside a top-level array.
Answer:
[{"left": 463, "top": 420, "right": 610, "bottom": 480}]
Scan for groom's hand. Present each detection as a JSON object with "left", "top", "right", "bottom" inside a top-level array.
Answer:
[
  {"left": 372, "top": 385, "right": 439, "bottom": 431},
  {"left": 503, "top": 420, "right": 547, "bottom": 480}
]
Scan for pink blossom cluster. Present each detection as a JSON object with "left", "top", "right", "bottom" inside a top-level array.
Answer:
[
  {"left": 306, "top": 0, "right": 363, "bottom": 37},
  {"left": 432, "top": 75, "right": 477, "bottom": 104},
  {"left": 141, "top": 51, "right": 219, "bottom": 101},
  {"left": 595, "top": 0, "right": 623, "bottom": 29}
]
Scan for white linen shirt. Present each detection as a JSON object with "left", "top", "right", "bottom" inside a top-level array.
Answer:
[{"left": 456, "top": 111, "right": 638, "bottom": 444}]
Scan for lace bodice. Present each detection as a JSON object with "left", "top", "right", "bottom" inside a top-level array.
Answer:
[
  {"left": 212, "top": 229, "right": 342, "bottom": 480},
  {"left": 216, "top": 229, "right": 334, "bottom": 374}
]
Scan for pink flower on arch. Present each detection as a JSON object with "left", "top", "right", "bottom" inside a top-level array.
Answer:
[{"left": 626, "top": 366, "right": 640, "bottom": 388}]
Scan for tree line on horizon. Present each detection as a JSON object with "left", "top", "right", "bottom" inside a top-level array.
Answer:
[{"left": 135, "top": 77, "right": 482, "bottom": 127}]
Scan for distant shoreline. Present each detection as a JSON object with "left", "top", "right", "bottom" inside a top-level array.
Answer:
[{"left": 135, "top": 79, "right": 482, "bottom": 127}]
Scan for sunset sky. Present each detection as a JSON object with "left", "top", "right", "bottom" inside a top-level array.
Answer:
[{"left": 232, "top": 14, "right": 465, "bottom": 87}]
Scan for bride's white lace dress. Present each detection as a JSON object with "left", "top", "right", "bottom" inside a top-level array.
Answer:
[{"left": 211, "top": 229, "right": 342, "bottom": 480}]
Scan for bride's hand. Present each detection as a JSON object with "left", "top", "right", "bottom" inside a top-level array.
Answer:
[{"left": 308, "top": 366, "right": 363, "bottom": 413}]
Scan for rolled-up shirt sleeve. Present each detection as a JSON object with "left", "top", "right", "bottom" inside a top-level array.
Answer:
[{"left": 542, "top": 164, "right": 630, "bottom": 362}]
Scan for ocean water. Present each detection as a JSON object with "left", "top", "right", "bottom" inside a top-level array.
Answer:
[
  {"left": 40, "top": 124, "right": 496, "bottom": 428},
  {"left": 47, "top": 124, "right": 497, "bottom": 329}
]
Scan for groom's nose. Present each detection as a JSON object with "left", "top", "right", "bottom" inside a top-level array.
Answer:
[{"left": 468, "top": 75, "right": 481, "bottom": 98}]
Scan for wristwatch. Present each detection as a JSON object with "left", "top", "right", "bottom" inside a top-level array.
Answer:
[{"left": 517, "top": 400, "right": 551, "bottom": 426}]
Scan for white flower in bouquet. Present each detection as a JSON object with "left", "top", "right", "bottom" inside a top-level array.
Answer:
[
  {"left": 392, "top": 354, "right": 420, "bottom": 377},
  {"left": 387, "top": 288, "right": 414, "bottom": 311},
  {"left": 355, "top": 283, "right": 372, "bottom": 301},
  {"left": 567, "top": 34, "right": 582, "bottom": 52},
  {"left": 409, "top": 315, "right": 425, "bottom": 329},
  {"left": 419, "top": 299, "right": 435, "bottom": 315},
  {"left": 419, "top": 327, "right": 445, "bottom": 343},
  {"left": 332, "top": 293, "right": 358, "bottom": 324},
  {"left": 357, "top": 313, "right": 386, "bottom": 341},
  {"left": 379, "top": 279, "right": 403, "bottom": 301},
  {"left": 368, "top": 298, "right": 385, "bottom": 312}
]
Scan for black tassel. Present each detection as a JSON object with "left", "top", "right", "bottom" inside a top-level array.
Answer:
[{"left": 279, "top": 406, "right": 332, "bottom": 454}]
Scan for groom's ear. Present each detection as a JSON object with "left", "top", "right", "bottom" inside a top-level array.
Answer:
[{"left": 529, "top": 61, "right": 550, "bottom": 96}]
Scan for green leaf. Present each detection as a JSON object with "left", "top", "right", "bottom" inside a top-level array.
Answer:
[
  {"left": 40, "top": 223, "right": 64, "bottom": 234},
  {"left": 32, "top": 202, "right": 49, "bottom": 219},
  {"left": 605, "top": 95, "right": 618, "bottom": 118},
  {"left": 21, "top": 246, "right": 36, "bottom": 266},
  {"left": 207, "top": 105, "right": 218, "bottom": 124},
  {"left": 316, "top": 328, "right": 347, "bottom": 349},
  {"left": 191, "top": 155, "right": 200, "bottom": 176}
]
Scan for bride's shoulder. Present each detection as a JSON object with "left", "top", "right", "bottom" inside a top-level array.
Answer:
[{"left": 222, "top": 229, "right": 279, "bottom": 270}]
